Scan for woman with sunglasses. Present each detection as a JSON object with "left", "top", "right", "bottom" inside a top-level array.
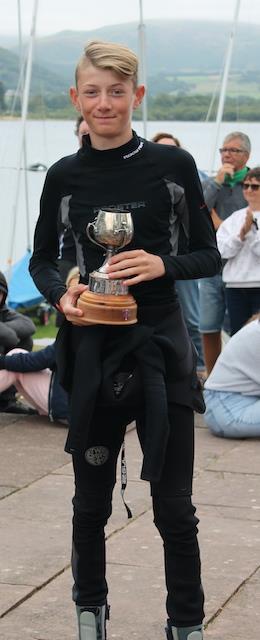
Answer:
[{"left": 216, "top": 167, "right": 260, "bottom": 334}]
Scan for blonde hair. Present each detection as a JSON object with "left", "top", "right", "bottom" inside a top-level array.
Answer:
[{"left": 75, "top": 40, "right": 139, "bottom": 87}]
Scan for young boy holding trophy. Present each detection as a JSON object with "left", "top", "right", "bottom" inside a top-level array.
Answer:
[{"left": 30, "top": 40, "right": 220, "bottom": 640}]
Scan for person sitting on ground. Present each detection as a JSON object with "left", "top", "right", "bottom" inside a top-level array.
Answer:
[
  {"left": 0, "top": 268, "right": 77, "bottom": 417},
  {"left": 0, "top": 270, "right": 36, "bottom": 355},
  {"left": 216, "top": 167, "right": 260, "bottom": 335},
  {"left": 0, "top": 270, "right": 36, "bottom": 412},
  {"left": 203, "top": 313, "right": 260, "bottom": 438},
  {"left": 0, "top": 342, "right": 69, "bottom": 423}
]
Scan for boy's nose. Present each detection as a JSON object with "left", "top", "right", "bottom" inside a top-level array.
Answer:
[{"left": 97, "top": 92, "right": 111, "bottom": 109}]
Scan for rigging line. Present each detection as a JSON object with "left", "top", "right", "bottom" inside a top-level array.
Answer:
[
  {"left": 7, "top": 0, "right": 39, "bottom": 277},
  {"left": 205, "top": 75, "right": 222, "bottom": 123},
  {"left": 138, "top": 0, "right": 148, "bottom": 139},
  {"left": 18, "top": 0, "right": 31, "bottom": 251},
  {"left": 0, "top": 66, "right": 24, "bottom": 168},
  {"left": 209, "top": 0, "right": 241, "bottom": 174}
]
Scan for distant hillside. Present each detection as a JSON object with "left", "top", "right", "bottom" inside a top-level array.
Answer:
[
  {"left": 0, "top": 46, "right": 67, "bottom": 94},
  {"left": 1, "top": 19, "right": 260, "bottom": 99},
  {"left": 21, "top": 19, "right": 260, "bottom": 82}
]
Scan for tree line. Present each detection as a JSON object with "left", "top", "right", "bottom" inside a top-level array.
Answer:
[{"left": 2, "top": 87, "right": 260, "bottom": 121}]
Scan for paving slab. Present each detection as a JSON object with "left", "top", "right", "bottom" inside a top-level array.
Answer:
[
  {"left": 0, "top": 568, "right": 75, "bottom": 640},
  {"left": 0, "top": 414, "right": 21, "bottom": 428},
  {"left": 0, "top": 473, "right": 72, "bottom": 588},
  {"left": 194, "top": 469, "right": 260, "bottom": 513},
  {"left": 205, "top": 566, "right": 260, "bottom": 640},
  {"left": 206, "top": 438, "right": 260, "bottom": 475},
  {"left": 1, "top": 412, "right": 260, "bottom": 639},
  {"left": 197, "top": 504, "right": 260, "bottom": 621},
  {"left": 0, "top": 583, "right": 33, "bottom": 618},
  {"left": 0, "top": 417, "right": 68, "bottom": 489},
  {"left": 193, "top": 426, "right": 239, "bottom": 473}
]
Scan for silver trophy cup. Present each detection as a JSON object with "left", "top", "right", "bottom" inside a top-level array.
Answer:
[{"left": 87, "top": 209, "right": 134, "bottom": 295}]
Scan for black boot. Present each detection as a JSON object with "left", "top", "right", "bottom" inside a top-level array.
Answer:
[
  {"left": 76, "top": 604, "right": 109, "bottom": 640},
  {"left": 165, "top": 619, "right": 203, "bottom": 640}
]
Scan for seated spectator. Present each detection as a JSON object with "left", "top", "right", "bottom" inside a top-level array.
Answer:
[
  {"left": 0, "top": 270, "right": 36, "bottom": 411},
  {"left": 0, "top": 270, "right": 36, "bottom": 354},
  {"left": 216, "top": 167, "right": 260, "bottom": 335},
  {"left": 204, "top": 314, "right": 260, "bottom": 438},
  {"left": 0, "top": 343, "right": 68, "bottom": 423}
]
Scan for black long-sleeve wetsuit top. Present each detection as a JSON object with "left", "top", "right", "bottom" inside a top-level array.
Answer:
[
  {"left": 29, "top": 133, "right": 220, "bottom": 475},
  {"left": 29, "top": 131, "right": 221, "bottom": 308}
]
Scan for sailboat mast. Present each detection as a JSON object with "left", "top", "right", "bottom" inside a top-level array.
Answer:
[
  {"left": 8, "top": 0, "right": 39, "bottom": 276},
  {"left": 17, "top": 0, "right": 31, "bottom": 253},
  {"left": 138, "top": 0, "right": 148, "bottom": 138},
  {"left": 209, "top": 0, "right": 241, "bottom": 173}
]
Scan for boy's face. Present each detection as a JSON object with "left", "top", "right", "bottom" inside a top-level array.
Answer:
[{"left": 70, "top": 63, "right": 144, "bottom": 149}]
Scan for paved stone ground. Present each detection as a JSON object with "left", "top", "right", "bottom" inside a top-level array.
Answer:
[{"left": 0, "top": 411, "right": 259, "bottom": 639}]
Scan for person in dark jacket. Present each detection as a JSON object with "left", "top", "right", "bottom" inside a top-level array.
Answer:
[
  {"left": 0, "top": 343, "right": 68, "bottom": 423},
  {"left": 29, "top": 40, "right": 221, "bottom": 640},
  {"left": 0, "top": 271, "right": 36, "bottom": 354},
  {"left": 0, "top": 270, "right": 36, "bottom": 411}
]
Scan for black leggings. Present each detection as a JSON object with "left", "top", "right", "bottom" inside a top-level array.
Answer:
[{"left": 71, "top": 403, "right": 204, "bottom": 628}]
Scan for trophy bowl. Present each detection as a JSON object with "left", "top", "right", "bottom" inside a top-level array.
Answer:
[{"left": 76, "top": 209, "right": 137, "bottom": 325}]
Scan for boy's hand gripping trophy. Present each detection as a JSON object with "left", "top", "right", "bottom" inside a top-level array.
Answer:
[{"left": 76, "top": 209, "right": 137, "bottom": 325}]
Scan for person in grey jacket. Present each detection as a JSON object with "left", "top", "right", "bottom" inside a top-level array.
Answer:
[{"left": 200, "top": 131, "right": 251, "bottom": 374}]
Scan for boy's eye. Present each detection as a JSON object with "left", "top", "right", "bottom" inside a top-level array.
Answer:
[{"left": 111, "top": 89, "right": 124, "bottom": 96}]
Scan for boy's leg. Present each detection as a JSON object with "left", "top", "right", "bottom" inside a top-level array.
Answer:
[
  {"left": 71, "top": 407, "right": 129, "bottom": 608},
  {"left": 146, "top": 403, "right": 204, "bottom": 633}
]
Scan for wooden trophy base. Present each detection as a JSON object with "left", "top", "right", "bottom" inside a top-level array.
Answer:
[{"left": 75, "top": 290, "right": 137, "bottom": 325}]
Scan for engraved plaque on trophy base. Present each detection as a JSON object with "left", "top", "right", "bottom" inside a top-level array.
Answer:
[{"left": 76, "top": 290, "right": 137, "bottom": 325}]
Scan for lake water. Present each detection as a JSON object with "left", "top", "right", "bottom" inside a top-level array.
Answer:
[{"left": 1, "top": 118, "right": 260, "bottom": 271}]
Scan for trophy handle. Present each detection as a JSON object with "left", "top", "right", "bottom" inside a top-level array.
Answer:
[{"left": 86, "top": 222, "right": 106, "bottom": 250}]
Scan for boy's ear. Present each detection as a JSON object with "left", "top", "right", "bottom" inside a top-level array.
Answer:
[
  {"left": 70, "top": 86, "right": 81, "bottom": 112},
  {"left": 133, "top": 85, "right": 145, "bottom": 110}
]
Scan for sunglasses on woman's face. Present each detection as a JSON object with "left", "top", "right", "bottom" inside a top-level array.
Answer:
[{"left": 242, "top": 183, "right": 260, "bottom": 191}]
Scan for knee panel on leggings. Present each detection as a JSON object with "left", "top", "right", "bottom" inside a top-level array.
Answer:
[
  {"left": 153, "top": 496, "right": 199, "bottom": 539},
  {"left": 73, "top": 490, "right": 113, "bottom": 529}
]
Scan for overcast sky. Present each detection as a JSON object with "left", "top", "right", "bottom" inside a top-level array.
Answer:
[{"left": 1, "top": 0, "right": 260, "bottom": 37}]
